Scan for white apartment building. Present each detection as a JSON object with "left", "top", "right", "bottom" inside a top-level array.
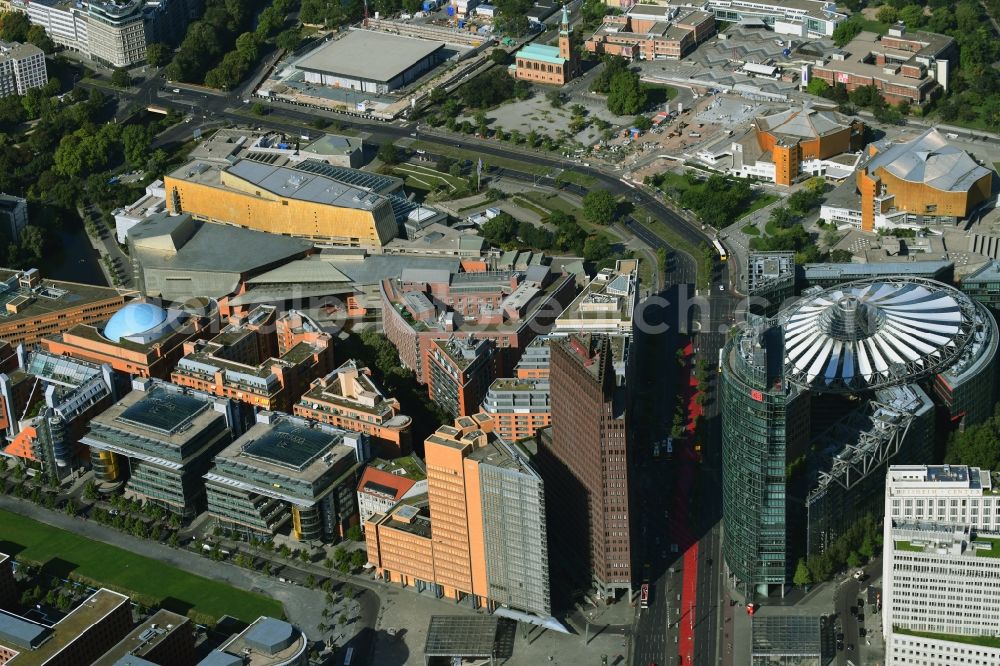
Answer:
[
  {"left": 883, "top": 465, "right": 1000, "bottom": 665},
  {"left": 885, "top": 464, "right": 1000, "bottom": 532},
  {"left": 0, "top": 41, "right": 47, "bottom": 97},
  {"left": 606, "top": 0, "right": 845, "bottom": 38},
  {"left": 87, "top": 0, "right": 147, "bottom": 68},
  {"left": 13, "top": 0, "right": 89, "bottom": 55},
  {"left": 11, "top": 0, "right": 179, "bottom": 68}
]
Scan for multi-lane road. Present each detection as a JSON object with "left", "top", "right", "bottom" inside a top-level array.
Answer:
[{"left": 106, "top": 79, "right": 744, "bottom": 664}]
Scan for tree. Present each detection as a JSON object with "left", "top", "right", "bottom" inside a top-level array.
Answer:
[
  {"left": 876, "top": 6, "right": 898, "bottom": 24},
  {"left": 460, "top": 68, "right": 517, "bottom": 108},
  {"left": 481, "top": 213, "right": 519, "bottom": 246},
  {"left": 591, "top": 55, "right": 627, "bottom": 94},
  {"left": 250, "top": 102, "right": 266, "bottom": 116},
  {"left": 377, "top": 142, "right": 399, "bottom": 165},
  {"left": 606, "top": 69, "right": 646, "bottom": 115},
  {"left": 805, "top": 77, "right": 829, "bottom": 97},
  {"left": 276, "top": 28, "right": 302, "bottom": 52},
  {"left": 580, "top": 0, "right": 610, "bottom": 29},
  {"left": 494, "top": 0, "right": 532, "bottom": 36},
  {"left": 122, "top": 125, "right": 151, "bottom": 167},
  {"left": 546, "top": 90, "right": 565, "bottom": 108},
  {"left": 583, "top": 190, "right": 618, "bottom": 225},
  {"left": 793, "top": 558, "right": 812, "bottom": 587},
  {"left": 832, "top": 17, "right": 863, "bottom": 47},
  {"left": 0, "top": 11, "right": 31, "bottom": 42},
  {"left": 583, "top": 234, "right": 612, "bottom": 262},
  {"left": 898, "top": 4, "right": 924, "bottom": 29},
  {"left": 146, "top": 43, "right": 170, "bottom": 67},
  {"left": 490, "top": 48, "right": 508, "bottom": 65},
  {"left": 631, "top": 115, "right": 652, "bottom": 131},
  {"left": 26, "top": 24, "right": 55, "bottom": 53},
  {"left": 346, "top": 525, "right": 364, "bottom": 541},
  {"left": 111, "top": 68, "right": 131, "bottom": 89},
  {"left": 945, "top": 404, "right": 1000, "bottom": 470},
  {"left": 349, "top": 550, "right": 367, "bottom": 569}
]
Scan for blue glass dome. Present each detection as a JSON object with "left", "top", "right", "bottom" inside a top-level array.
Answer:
[{"left": 103, "top": 302, "right": 168, "bottom": 343}]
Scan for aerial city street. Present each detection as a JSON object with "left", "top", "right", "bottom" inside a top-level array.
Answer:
[{"left": 0, "top": 0, "right": 997, "bottom": 664}]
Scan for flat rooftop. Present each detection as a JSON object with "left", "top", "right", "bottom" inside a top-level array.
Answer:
[
  {"left": 823, "top": 31, "right": 942, "bottom": 92},
  {"left": 9, "top": 589, "right": 129, "bottom": 666},
  {"left": 0, "top": 270, "right": 124, "bottom": 325},
  {"left": 83, "top": 384, "right": 226, "bottom": 464},
  {"left": 91, "top": 610, "right": 189, "bottom": 666},
  {"left": 557, "top": 266, "right": 636, "bottom": 328},
  {"left": 295, "top": 30, "right": 445, "bottom": 83},
  {"left": 214, "top": 416, "right": 355, "bottom": 484}
]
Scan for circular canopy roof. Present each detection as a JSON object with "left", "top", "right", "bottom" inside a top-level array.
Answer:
[
  {"left": 103, "top": 302, "right": 168, "bottom": 343},
  {"left": 782, "top": 278, "right": 979, "bottom": 392}
]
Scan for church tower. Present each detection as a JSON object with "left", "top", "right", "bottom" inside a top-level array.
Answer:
[{"left": 558, "top": 5, "right": 574, "bottom": 69}]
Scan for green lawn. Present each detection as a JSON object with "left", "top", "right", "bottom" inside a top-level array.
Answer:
[
  {"left": 555, "top": 169, "right": 598, "bottom": 188},
  {"left": 894, "top": 627, "right": 1000, "bottom": 649},
  {"left": 511, "top": 195, "right": 551, "bottom": 218},
  {"left": 741, "top": 224, "right": 760, "bottom": 236},
  {"left": 894, "top": 540, "right": 924, "bottom": 553},
  {"left": 394, "top": 163, "right": 467, "bottom": 192},
  {"left": 738, "top": 193, "right": 779, "bottom": 220},
  {"left": 0, "top": 508, "right": 282, "bottom": 624},
  {"left": 520, "top": 191, "right": 581, "bottom": 217},
  {"left": 974, "top": 537, "right": 1000, "bottom": 558}
]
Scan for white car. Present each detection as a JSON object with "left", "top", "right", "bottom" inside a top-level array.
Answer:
[{"left": 718, "top": 284, "right": 725, "bottom": 291}]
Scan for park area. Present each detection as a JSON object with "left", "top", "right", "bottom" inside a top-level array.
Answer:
[{"left": 0, "top": 508, "right": 282, "bottom": 623}]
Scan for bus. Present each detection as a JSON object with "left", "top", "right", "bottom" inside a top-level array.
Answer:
[
  {"left": 712, "top": 238, "right": 728, "bottom": 262},
  {"left": 718, "top": 347, "right": 724, "bottom": 373},
  {"left": 640, "top": 583, "right": 650, "bottom": 609}
]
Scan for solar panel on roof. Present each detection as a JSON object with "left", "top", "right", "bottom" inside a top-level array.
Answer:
[
  {"left": 117, "top": 390, "right": 209, "bottom": 434},
  {"left": 294, "top": 160, "right": 398, "bottom": 192},
  {"left": 241, "top": 420, "right": 340, "bottom": 471}
]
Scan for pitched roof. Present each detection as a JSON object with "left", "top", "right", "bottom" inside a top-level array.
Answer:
[
  {"left": 357, "top": 466, "right": 417, "bottom": 500},
  {"left": 516, "top": 43, "right": 566, "bottom": 66},
  {"left": 757, "top": 106, "right": 852, "bottom": 141}
]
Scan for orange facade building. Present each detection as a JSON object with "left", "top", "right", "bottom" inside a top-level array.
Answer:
[
  {"left": 40, "top": 300, "right": 218, "bottom": 380},
  {"left": 171, "top": 306, "right": 334, "bottom": 412},
  {"left": 856, "top": 128, "right": 993, "bottom": 232},
  {"left": 754, "top": 106, "right": 865, "bottom": 186},
  {"left": 0, "top": 269, "right": 129, "bottom": 348},
  {"left": 514, "top": 7, "right": 576, "bottom": 85},
  {"left": 482, "top": 335, "right": 551, "bottom": 441},
  {"left": 365, "top": 413, "right": 551, "bottom": 616},
  {"left": 294, "top": 359, "right": 413, "bottom": 457}
]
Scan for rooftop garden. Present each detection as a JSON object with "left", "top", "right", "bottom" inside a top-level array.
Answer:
[{"left": 894, "top": 627, "right": 1000, "bottom": 649}]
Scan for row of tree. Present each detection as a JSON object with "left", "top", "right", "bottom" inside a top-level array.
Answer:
[
  {"left": 480, "top": 209, "right": 619, "bottom": 266},
  {"left": 793, "top": 514, "right": 882, "bottom": 586},
  {"left": 591, "top": 56, "right": 647, "bottom": 116},
  {"left": 0, "top": 11, "right": 55, "bottom": 53},
  {"left": 167, "top": 0, "right": 292, "bottom": 88},
  {"left": 650, "top": 172, "right": 757, "bottom": 229}
]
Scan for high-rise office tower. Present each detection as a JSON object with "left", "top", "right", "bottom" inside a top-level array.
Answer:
[{"left": 543, "top": 332, "right": 632, "bottom": 600}]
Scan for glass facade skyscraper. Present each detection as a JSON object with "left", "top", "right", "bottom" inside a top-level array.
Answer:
[{"left": 721, "top": 322, "right": 809, "bottom": 598}]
